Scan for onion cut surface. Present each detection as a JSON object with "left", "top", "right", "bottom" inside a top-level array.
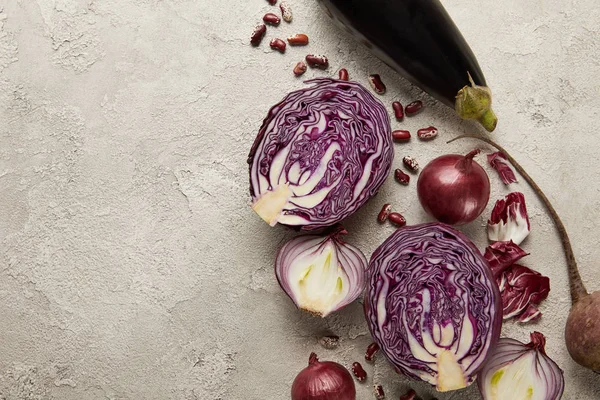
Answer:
[
  {"left": 365, "top": 223, "right": 501, "bottom": 392},
  {"left": 248, "top": 78, "right": 393, "bottom": 230}
]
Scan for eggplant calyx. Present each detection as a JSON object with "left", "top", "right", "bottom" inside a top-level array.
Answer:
[{"left": 455, "top": 73, "right": 498, "bottom": 132}]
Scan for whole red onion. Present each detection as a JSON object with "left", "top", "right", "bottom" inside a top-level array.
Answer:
[
  {"left": 417, "top": 150, "right": 490, "bottom": 225},
  {"left": 291, "top": 353, "right": 356, "bottom": 400}
]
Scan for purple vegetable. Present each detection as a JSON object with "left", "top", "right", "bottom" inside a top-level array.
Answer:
[
  {"left": 478, "top": 332, "right": 564, "bottom": 399},
  {"left": 488, "top": 192, "right": 531, "bottom": 245},
  {"left": 487, "top": 152, "right": 518, "bottom": 185},
  {"left": 483, "top": 241, "right": 529, "bottom": 278},
  {"left": 275, "top": 227, "right": 367, "bottom": 317},
  {"left": 365, "top": 223, "right": 501, "bottom": 392},
  {"left": 248, "top": 78, "right": 393, "bottom": 230},
  {"left": 498, "top": 264, "right": 550, "bottom": 323}
]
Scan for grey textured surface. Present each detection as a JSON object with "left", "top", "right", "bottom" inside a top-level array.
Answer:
[{"left": 0, "top": 0, "right": 599, "bottom": 399}]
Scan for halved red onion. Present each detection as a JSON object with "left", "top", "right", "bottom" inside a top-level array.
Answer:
[
  {"left": 365, "top": 223, "right": 501, "bottom": 392},
  {"left": 488, "top": 192, "right": 531, "bottom": 245},
  {"left": 248, "top": 78, "right": 393, "bottom": 230},
  {"left": 478, "top": 332, "right": 564, "bottom": 400},
  {"left": 275, "top": 227, "right": 367, "bottom": 317}
]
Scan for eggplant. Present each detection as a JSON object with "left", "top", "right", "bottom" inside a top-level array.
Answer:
[{"left": 317, "top": 0, "right": 497, "bottom": 132}]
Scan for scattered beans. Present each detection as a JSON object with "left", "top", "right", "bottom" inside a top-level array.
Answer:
[
  {"left": 306, "top": 54, "right": 329, "bottom": 69},
  {"left": 263, "top": 13, "right": 280, "bottom": 26},
  {"left": 374, "top": 384, "right": 385, "bottom": 399},
  {"left": 318, "top": 335, "right": 340, "bottom": 349},
  {"left": 392, "top": 101, "right": 404, "bottom": 121},
  {"left": 365, "top": 342, "right": 379, "bottom": 361},
  {"left": 377, "top": 203, "right": 392, "bottom": 223},
  {"left": 388, "top": 212, "right": 406, "bottom": 227},
  {"left": 392, "top": 130, "right": 411, "bottom": 141},
  {"left": 394, "top": 169, "right": 410, "bottom": 185},
  {"left": 338, "top": 68, "right": 349, "bottom": 81},
  {"left": 405, "top": 100, "right": 423, "bottom": 115},
  {"left": 287, "top": 33, "right": 309, "bottom": 46},
  {"left": 270, "top": 38, "right": 286, "bottom": 53},
  {"left": 293, "top": 61, "right": 307, "bottom": 76},
  {"left": 267, "top": 0, "right": 277, "bottom": 4},
  {"left": 417, "top": 126, "right": 438, "bottom": 140},
  {"left": 250, "top": 24, "right": 267, "bottom": 46},
  {"left": 399, "top": 389, "right": 417, "bottom": 400},
  {"left": 280, "top": 1, "right": 293, "bottom": 22},
  {"left": 352, "top": 362, "right": 367, "bottom": 382},
  {"left": 402, "top": 156, "right": 419, "bottom": 172},
  {"left": 368, "top": 74, "right": 386, "bottom": 95}
]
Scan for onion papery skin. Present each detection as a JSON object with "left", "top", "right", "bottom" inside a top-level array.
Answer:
[
  {"left": 275, "top": 227, "right": 367, "bottom": 317},
  {"left": 417, "top": 152, "right": 490, "bottom": 225},
  {"left": 291, "top": 353, "right": 356, "bottom": 400},
  {"left": 364, "top": 223, "right": 501, "bottom": 392},
  {"left": 477, "top": 332, "right": 565, "bottom": 400},
  {"left": 248, "top": 78, "right": 393, "bottom": 230}
]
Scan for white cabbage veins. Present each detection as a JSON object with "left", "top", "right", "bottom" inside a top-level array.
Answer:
[
  {"left": 248, "top": 78, "right": 393, "bottom": 229},
  {"left": 365, "top": 223, "right": 501, "bottom": 391}
]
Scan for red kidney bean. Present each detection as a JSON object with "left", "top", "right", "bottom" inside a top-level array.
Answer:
[
  {"left": 417, "top": 126, "right": 438, "bottom": 140},
  {"left": 318, "top": 335, "right": 340, "bottom": 349},
  {"left": 306, "top": 54, "right": 329, "bottom": 69},
  {"left": 377, "top": 203, "right": 392, "bottom": 223},
  {"left": 399, "top": 389, "right": 417, "bottom": 400},
  {"left": 368, "top": 74, "right": 386, "bottom": 94},
  {"left": 267, "top": 0, "right": 277, "bottom": 4},
  {"left": 263, "top": 13, "right": 280, "bottom": 25},
  {"left": 293, "top": 61, "right": 307, "bottom": 76},
  {"left": 338, "top": 68, "right": 349, "bottom": 81},
  {"left": 365, "top": 342, "right": 379, "bottom": 361},
  {"left": 394, "top": 169, "right": 410, "bottom": 185},
  {"left": 250, "top": 24, "right": 267, "bottom": 46},
  {"left": 269, "top": 38, "right": 286, "bottom": 53},
  {"left": 402, "top": 156, "right": 419, "bottom": 172},
  {"left": 351, "top": 362, "right": 367, "bottom": 382},
  {"left": 388, "top": 212, "right": 406, "bottom": 227},
  {"left": 405, "top": 100, "right": 423, "bottom": 115},
  {"left": 374, "top": 384, "right": 385, "bottom": 399},
  {"left": 287, "top": 34, "right": 309, "bottom": 46},
  {"left": 392, "top": 101, "right": 404, "bottom": 121},
  {"left": 280, "top": 1, "right": 292, "bottom": 22},
  {"left": 392, "top": 130, "right": 411, "bottom": 141}
]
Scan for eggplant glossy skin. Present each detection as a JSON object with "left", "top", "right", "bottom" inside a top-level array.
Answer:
[{"left": 318, "top": 0, "right": 496, "bottom": 129}]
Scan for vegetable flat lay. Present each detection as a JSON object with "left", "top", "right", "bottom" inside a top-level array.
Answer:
[{"left": 3, "top": 0, "right": 599, "bottom": 399}]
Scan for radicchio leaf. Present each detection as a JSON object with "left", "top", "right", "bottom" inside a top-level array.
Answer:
[
  {"left": 483, "top": 241, "right": 529, "bottom": 278},
  {"left": 498, "top": 264, "right": 550, "bottom": 322},
  {"left": 487, "top": 192, "right": 531, "bottom": 245},
  {"left": 487, "top": 152, "right": 517, "bottom": 185}
]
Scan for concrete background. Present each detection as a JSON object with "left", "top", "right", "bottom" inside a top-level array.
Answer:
[{"left": 0, "top": 0, "right": 599, "bottom": 399}]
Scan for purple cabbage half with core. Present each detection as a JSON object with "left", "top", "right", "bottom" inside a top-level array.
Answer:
[
  {"left": 365, "top": 223, "right": 502, "bottom": 392},
  {"left": 248, "top": 78, "right": 393, "bottom": 230},
  {"left": 275, "top": 227, "right": 367, "bottom": 317}
]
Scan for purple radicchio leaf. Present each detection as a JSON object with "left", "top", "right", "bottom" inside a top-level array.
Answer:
[
  {"left": 487, "top": 152, "right": 518, "bottom": 185},
  {"left": 483, "top": 241, "right": 529, "bottom": 278},
  {"left": 488, "top": 192, "right": 531, "bottom": 245},
  {"left": 497, "top": 264, "right": 550, "bottom": 322}
]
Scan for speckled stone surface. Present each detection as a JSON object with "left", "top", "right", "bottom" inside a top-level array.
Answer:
[{"left": 0, "top": 0, "right": 599, "bottom": 399}]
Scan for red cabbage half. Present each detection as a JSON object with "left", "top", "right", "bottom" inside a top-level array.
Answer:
[
  {"left": 248, "top": 78, "right": 393, "bottom": 230},
  {"left": 365, "top": 223, "right": 502, "bottom": 392}
]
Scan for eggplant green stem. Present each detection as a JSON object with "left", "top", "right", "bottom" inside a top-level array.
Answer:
[
  {"left": 448, "top": 134, "right": 588, "bottom": 304},
  {"left": 455, "top": 73, "right": 498, "bottom": 132}
]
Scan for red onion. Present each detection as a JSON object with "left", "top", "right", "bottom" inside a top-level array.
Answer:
[
  {"left": 477, "top": 332, "right": 564, "bottom": 400},
  {"left": 275, "top": 227, "right": 366, "bottom": 317},
  {"left": 417, "top": 150, "right": 490, "bottom": 225},
  {"left": 291, "top": 353, "right": 356, "bottom": 400}
]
